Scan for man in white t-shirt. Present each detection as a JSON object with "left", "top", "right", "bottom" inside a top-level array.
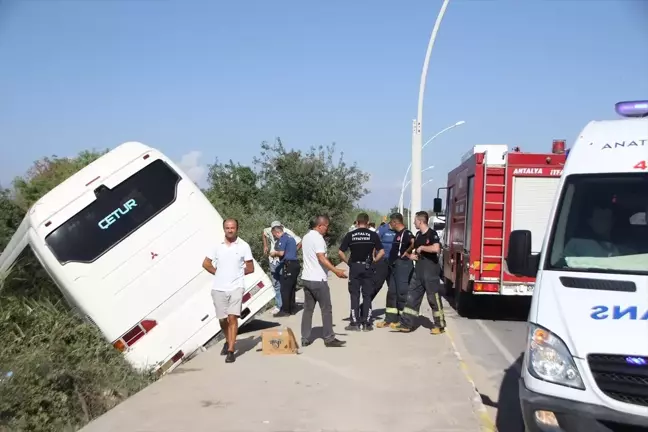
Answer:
[
  {"left": 300, "top": 215, "right": 347, "bottom": 348},
  {"left": 262, "top": 220, "right": 301, "bottom": 313},
  {"left": 202, "top": 218, "right": 254, "bottom": 364}
]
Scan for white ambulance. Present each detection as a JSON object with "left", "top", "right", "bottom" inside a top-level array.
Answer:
[{"left": 506, "top": 101, "right": 648, "bottom": 431}]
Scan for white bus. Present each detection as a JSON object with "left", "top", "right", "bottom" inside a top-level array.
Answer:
[{"left": 0, "top": 142, "right": 275, "bottom": 374}]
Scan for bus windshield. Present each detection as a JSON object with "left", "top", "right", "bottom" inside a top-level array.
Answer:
[
  {"left": 45, "top": 159, "right": 181, "bottom": 264},
  {"left": 546, "top": 173, "right": 648, "bottom": 275}
]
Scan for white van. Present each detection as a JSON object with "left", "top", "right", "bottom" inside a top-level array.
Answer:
[
  {"left": 0, "top": 142, "right": 275, "bottom": 374},
  {"left": 506, "top": 101, "right": 648, "bottom": 431}
]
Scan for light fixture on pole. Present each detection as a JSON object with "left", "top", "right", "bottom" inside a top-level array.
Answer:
[
  {"left": 410, "top": 0, "right": 451, "bottom": 231},
  {"left": 399, "top": 119, "right": 464, "bottom": 215},
  {"left": 400, "top": 165, "right": 435, "bottom": 201}
]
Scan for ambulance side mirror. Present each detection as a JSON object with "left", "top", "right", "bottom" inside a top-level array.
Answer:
[
  {"left": 507, "top": 230, "right": 538, "bottom": 277},
  {"left": 433, "top": 198, "right": 443, "bottom": 214}
]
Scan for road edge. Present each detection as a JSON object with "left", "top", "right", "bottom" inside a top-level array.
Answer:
[{"left": 444, "top": 300, "right": 497, "bottom": 432}]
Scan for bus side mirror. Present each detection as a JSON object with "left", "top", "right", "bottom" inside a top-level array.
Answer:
[
  {"left": 506, "top": 230, "right": 539, "bottom": 277},
  {"left": 433, "top": 198, "right": 443, "bottom": 214}
]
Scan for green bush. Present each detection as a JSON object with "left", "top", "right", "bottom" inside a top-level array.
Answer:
[{"left": 0, "top": 270, "right": 155, "bottom": 432}]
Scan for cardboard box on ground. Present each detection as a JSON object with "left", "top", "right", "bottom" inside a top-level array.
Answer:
[{"left": 262, "top": 327, "right": 299, "bottom": 355}]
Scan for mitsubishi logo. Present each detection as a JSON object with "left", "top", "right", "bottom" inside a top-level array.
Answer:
[{"left": 150, "top": 252, "right": 159, "bottom": 260}]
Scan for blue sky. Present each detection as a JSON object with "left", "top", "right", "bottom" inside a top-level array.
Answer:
[{"left": 1, "top": 0, "right": 646, "bottom": 211}]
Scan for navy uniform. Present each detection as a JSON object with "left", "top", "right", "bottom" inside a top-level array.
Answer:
[
  {"left": 377, "top": 226, "right": 414, "bottom": 327},
  {"left": 371, "top": 223, "right": 396, "bottom": 301},
  {"left": 394, "top": 228, "right": 446, "bottom": 334},
  {"left": 339, "top": 227, "right": 384, "bottom": 331},
  {"left": 275, "top": 232, "right": 300, "bottom": 316}
]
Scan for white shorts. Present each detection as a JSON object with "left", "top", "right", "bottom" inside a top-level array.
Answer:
[{"left": 211, "top": 287, "right": 244, "bottom": 320}]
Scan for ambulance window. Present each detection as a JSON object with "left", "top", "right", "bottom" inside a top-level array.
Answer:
[{"left": 547, "top": 173, "right": 648, "bottom": 274}]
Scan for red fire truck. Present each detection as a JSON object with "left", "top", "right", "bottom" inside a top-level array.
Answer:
[{"left": 433, "top": 141, "right": 567, "bottom": 316}]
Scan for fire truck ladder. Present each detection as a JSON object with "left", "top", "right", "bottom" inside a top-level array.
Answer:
[{"left": 479, "top": 151, "right": 509, "bottom": 288}]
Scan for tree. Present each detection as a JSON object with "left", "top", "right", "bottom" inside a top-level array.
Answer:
[
  {"left": 204, "top": 138, "right": 370, "bottom": 266},
  {"left": 0, "top": 188, "right": 25, "bottom": 250},
  {"left": 254, "top": 138, "right": 369, "bottom": 243},
  {"left": 204, "top": 161, "right": 261, "bottom": 214}
]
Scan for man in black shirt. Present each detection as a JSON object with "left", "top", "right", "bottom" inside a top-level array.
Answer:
[
  {"left": 376, "top": 212, "right": 415, "bottom": 328},
  {"left": 393, "top": 211, "right": 446, "bottom": 334},
  {"left": 338, "top": 212, "right": 384, "bottom": 331}
]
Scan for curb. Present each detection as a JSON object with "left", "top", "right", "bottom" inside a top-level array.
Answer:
[{"left": 444, "top": 320, "right": 497, "bottom": 432}]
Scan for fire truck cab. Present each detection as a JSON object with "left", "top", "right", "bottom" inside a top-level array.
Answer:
[{"left": 433, "top": 142, "right": 567, "bottom": 316}]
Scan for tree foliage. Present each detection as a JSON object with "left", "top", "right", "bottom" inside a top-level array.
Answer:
[
  {"left": 204, "top": 161, "right": 261, "bottom": 213},
  {"left": 12, "top": 150, "right": 108, "bottom": 210},
  {"left": 204, "top": 138, "right": 370, "bottom": 265},
  {"left": 0, "top": 189, "right": 24, "bottom": 251}
]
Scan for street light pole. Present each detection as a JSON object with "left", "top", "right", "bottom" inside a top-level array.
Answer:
[
  {"left": 407, "top": 178, "right": 435, "bottom": 230},
  {"left": 398, "top": 119, "right": 464, "bottom": 215},
  {"left": 411, "top": 0, "right": 451, "bottom": 231}
]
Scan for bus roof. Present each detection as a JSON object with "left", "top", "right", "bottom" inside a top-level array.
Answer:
[
  {"left": 30, "top": 141, "right": 152, "bottom": 226},
  {"left": 564, "top": 118, "right": 648, "bottom": 177},
  {"left": 0, "top": 141, "right": 153, "bottom": 275}
]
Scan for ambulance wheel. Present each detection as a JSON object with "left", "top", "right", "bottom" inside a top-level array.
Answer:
[{"left": 455, "top": 282, "right": 474, "bottom": 318}]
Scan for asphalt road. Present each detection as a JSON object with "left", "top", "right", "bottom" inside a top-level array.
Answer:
[{"left": 444, "top": 294, "right": 531, "bottom": 432}]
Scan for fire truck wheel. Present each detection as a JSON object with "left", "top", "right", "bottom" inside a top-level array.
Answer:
[
  {"left": 443, "top": 277, "right": 452, "bottom": 295},
  {"left": 455, "top": 282, "right": 474, "bottom": 318}
]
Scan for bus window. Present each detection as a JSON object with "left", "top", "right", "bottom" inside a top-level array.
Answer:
[{"left": 45, "top": 160, "right": 181, "bottom": 264}]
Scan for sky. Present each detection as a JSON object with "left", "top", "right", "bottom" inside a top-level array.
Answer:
[{"left": 1, "top": 0, "right": 647, "bottom": 212}]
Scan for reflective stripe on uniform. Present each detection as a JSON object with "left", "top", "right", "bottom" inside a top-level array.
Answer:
[
  {"left": 434, "top": 293, "right": 446, "bottom": 326},
  {"left": 385, "top": 307, "right": 399, "bottom": 314},
  {"left": 402, "top": 307, "right": 419, "bottom": 316}
]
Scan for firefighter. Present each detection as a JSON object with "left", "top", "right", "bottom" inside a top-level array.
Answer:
[
  {"left": 338, "top": 212, "right": 384, "bottom": 331},
  {"left": 376, "top": 213, "right": 414, "bottom": 328},
  {"left": 393, "top": 211, "right": 446, "bottom": 334}
]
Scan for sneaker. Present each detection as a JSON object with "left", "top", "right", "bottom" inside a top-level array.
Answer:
[
  {"left": 225, "top": 351, "right": 236, "bottom": 363},
  {"left": 220, "top": 343, "right": 229, "bottom": 356},
  {"left": 430, "top": 327, "right": 446, "bottom": 335},
  {"left": 324, "top": 338, "right": 347, "bottom": 347},
  {"left": 362, "top": 323, "right": 374, "bottom": 332},
  {"left": 271, "top": 306, "right": 280, "bottom": 314},
  {"left": 301, "top": 339, "right": 311, "bottom": 347},
  {"left": 344, "top": 323, "right": 362, "bottom": 332}
]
